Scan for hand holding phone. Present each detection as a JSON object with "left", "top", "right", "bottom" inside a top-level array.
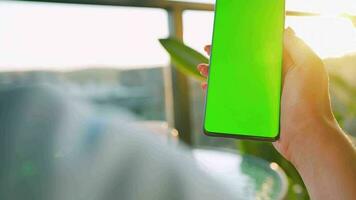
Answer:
[{"left": 199, "top": 26, "right": 356, "bottom": 200}]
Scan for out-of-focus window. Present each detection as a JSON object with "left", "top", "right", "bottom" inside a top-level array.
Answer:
[
  {"left": 0, "top": 1, "right": 169, "bottom": 71},
  {"left": 183, "top": 11, "right": 213, "bottom": 57},
  {"left": 182, "top": 11, "right": 356, "bottom": 59},
  {"left": 0, "top": 1, "right": 169, "bottom": 121},
  {"left": 286, "top": 0, "right": 356, "bottom": 15},
  {"left": 285, "top": 17, "right": 356, "bottom": 58}
]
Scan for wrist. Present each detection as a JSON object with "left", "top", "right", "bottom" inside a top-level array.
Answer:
[
  {"left": 287, "top": 116, "right": 356, "bottom": 200},
  {"left": 288, "top": 116, "right": 343, "bottom": 169}
]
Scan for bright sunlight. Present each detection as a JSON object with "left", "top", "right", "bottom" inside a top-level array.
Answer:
[{"left": 0, "top": 0, "right": 356, "bottom": 71}]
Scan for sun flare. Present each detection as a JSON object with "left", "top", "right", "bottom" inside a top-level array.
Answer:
[{"left": 286, "top": 16, "right": 356, "bottom": 58}]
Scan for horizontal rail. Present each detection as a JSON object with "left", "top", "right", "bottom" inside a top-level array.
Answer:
[
  {"left": 17, "top": 0, "right": 215, "bottom": 11},
  {"left": 17, "top": 0, "right": 321, "bottom": 16}
]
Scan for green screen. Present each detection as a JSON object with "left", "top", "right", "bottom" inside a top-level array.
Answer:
[{"left": 204, "top": 0, "right": 285, "bottom": 140}]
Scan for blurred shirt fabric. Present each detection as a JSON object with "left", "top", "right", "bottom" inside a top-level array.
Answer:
[{"left": 0, "top": 83, "right": 238, "bottom": 200}]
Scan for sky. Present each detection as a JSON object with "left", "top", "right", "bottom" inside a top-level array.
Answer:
[{"left": 0, "top": 0, "right": 355, "bottom": 71}]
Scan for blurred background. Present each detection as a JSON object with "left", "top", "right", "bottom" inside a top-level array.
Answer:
[{"left": 0, "top": 0, "right": 355, "bottom": 199}]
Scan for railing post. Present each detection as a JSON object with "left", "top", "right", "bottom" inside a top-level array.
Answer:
[{"left": 164, "top": 7, "right": 193, "bottom": 145}]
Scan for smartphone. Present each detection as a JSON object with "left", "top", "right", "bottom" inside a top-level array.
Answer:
[{"left": 204, "top": 0, "right": 285, "bottom": 141}]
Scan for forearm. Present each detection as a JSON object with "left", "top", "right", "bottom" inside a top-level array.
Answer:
[{"left": 290, "top": 118, "right": 356, "bottom": 200}]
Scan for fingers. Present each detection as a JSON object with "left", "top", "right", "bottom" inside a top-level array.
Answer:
[
  {"left": 204, "top": 45, "right": 211, "bottom": 56},
  {"left": 283, "top": 27, "right": 321, "bottom": 68},
  {"left": 198, "top": 45, "right": 211, "bottom": 79},
  {"left": 197, "top": 63, "right": 208, "bottom": 90},
  {"left": 197, "top": 63, "right": 209, "bottom": 77},
  {"left": 198, "top": 45, "right": 211, "bottom": 91}
]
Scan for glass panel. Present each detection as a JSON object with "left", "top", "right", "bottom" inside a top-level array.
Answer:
[
  {"left": 286, "top": 0, "right": 356, "bottom": 14},
  {"left": 183, "top": 11, "right": 356, "bottom": 59},
  {"left": 0, "top": 1, "right": 169, "bottom": 71},
  {"left": 0, "top": 1, "right": 168, "bottom": 122},
  {"left": 286, "top": 16, "right": 356, "bottom": 58},
  {"left": 183, "top": 11, "right": 214, "bottom": 56}
]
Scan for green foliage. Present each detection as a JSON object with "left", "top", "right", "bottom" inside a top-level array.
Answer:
[{"left": 159, "top": 38, "right": 207, "bottom": 81}]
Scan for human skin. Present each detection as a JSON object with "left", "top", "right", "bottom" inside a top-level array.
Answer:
[{"left": 197, "top": 28, "right": 356, "bottom": 200}]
